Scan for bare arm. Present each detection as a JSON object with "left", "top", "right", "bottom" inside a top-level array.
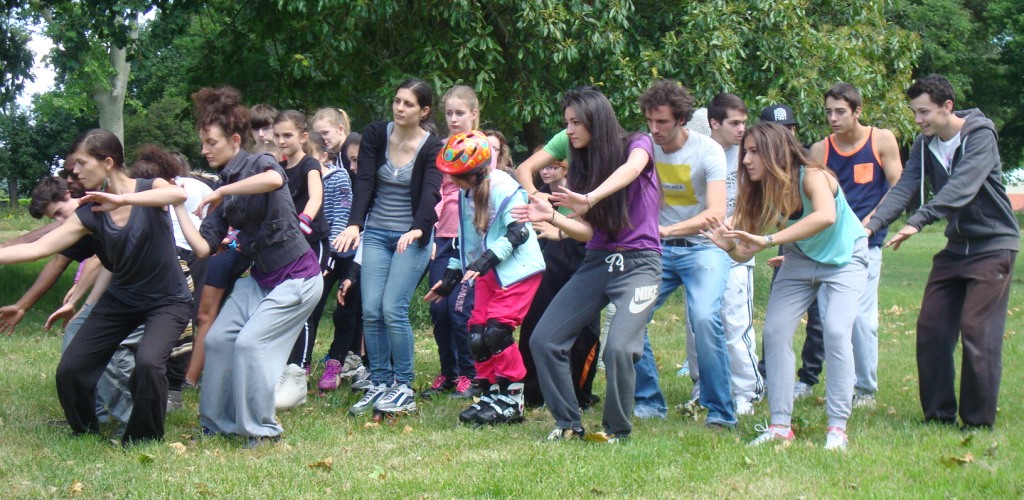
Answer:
[
  {"left": 174, "top": 203, "right": 214, "bottom": 258},
  {"left": 863, "top": 129, "right": 904, "bottom": 228},
  {"left": 0, "top": 220, "right": 62, "bottom": 248},
  {"left": 0, "top": 214, "right": 90, "bottom": 265},
  {"left": 302, "top": 168, "right": 323, "bottom": 219},
  {"left": 0, "top": 254, "right": 73, "bottom": 334},
  {"left": 660, "top": 180, "right": 726, "bottom": 238},
  {"left": 80, "top": 178, "right": 188, "bottom": 209},
  {"left": 551, "top": 147, "right": 650, "bottom": 218},
  {"left": 516, "top": 148, "right": 559, "bottom": 196},
  {"left": 770, "top": 169, "right": 839, "bottom": 243},
  {"left": 511, "top": 193, "right": 594, "bottom": 242}
]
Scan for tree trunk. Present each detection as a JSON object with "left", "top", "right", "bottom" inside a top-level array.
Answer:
[
  {"left": 93, "top": 43, "right": 130, "bottom": 144},
  {"left": 7, "top": 178, "right": 18, "bottom": 206}
]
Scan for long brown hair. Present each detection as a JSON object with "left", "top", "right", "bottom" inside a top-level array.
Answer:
[
  {"left": 453, "top": 167, "right": 491, "bottom": 233},
  {"left": 734, "top": 122, "right": 832, "bottom": 233}
]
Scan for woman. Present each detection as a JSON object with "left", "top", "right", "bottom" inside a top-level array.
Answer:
[
  {"left": 702, "top": 122, "right": 867, "bottom": 450},
  {"left": 335, "top": 78, "right": 444, "bottom": 417},
  {"left": 177, "top": 86, "right": 324, "bottom": 446},
  {"left": 512, "top": 88, "right": 661, "bottom": 442},
  {"left": 0, "top": 129, "right": 192, "bottom": 444}
]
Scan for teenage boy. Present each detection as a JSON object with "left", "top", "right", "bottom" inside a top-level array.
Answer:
[
  {"left": 632, "top": 80, "right": 735, "bottom": 428},
  {"left": 808, "top": 82, "right": 902, "bottom": 408},
  {"left": 866, "top": 74, "right": 1018, "bottom": 430}
]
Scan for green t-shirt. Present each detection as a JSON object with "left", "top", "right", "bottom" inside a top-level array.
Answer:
[{"left": 542, "top": 130, "right": 569, "bottom": 161}]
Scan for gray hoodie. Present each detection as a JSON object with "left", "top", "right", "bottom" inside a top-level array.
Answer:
[{"left": 866, "top": 109, "right": 1019, "bottom": 255}]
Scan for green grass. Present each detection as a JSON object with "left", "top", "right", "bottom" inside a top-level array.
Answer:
[{"left": 0, "top": 208, "right": 1022, "bottom": 497}]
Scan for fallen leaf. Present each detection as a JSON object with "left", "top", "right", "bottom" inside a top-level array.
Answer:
[
  {"left": 169, "top": 442, "right": 187, "bottom": 455},
  {"left": 307, "top": 457, "right": 333, "bottom": 472},
  {"left": 68, "top": 480, "right": 84, "bottom": 496},
  {"left": 961, "top": 434, "right": 974, "bottom": 447},
  {"left": 138, "top": 453, "right": 156, "bottom": 464},
  {"left": 402, "top": 425, "right": 413, "bottom": 434},
  {"left": 368, "top": 465, "right": 386, "bottom": 480},
  {"left": 742, "top": 455, "right": 754, "bottom": 467},
  {"left": 364, "top": 421, "right": 379, "bottom": 429},
  {"left": 941, "top": 452, "right": 974, "bottom": 467}
]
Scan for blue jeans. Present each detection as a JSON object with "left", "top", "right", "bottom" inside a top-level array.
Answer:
[
  {"left": 634, "top": 244, "right": 736, "bottom": 426},
  {"left": 360, "top": 227, "right": 432, "bottom": 386}
]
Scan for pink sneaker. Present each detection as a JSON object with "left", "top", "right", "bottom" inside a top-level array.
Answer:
[
  {"left": 318, "top": 359, "right": 343, "bottom": 391},
  {"left": 419, "top": 374, "right": 454, "bottom": 400},
  {"left": 450, "top": 375, "right": 481, "bottom": 399}
]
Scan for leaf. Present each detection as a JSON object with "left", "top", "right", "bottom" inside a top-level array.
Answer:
[
  {"left": 307, "top": 457, "right": 333, "bottom": 472},
  {"left": 363, "top": 421, "right": 379, "bottom": 429},
  {"left": 402, "top": 425, "right": 414, "bottom": 434},
  {"left": 960, "top": 434, "right": 974, "bottom": 447},
  {"left": 368, "top": 465, "right": 386, "bottom": 480},
  {"left": 137, "top": 453, "right": 155, "bottom": 464},
  {"left": 941, "top": 452, "right": 974, "bottom": 466},
  {"left": 68, "top": 480, "right": 85, "bottom": 496},
  {"left": 169, "top": 442, "right": 187, "bottom": 455}
]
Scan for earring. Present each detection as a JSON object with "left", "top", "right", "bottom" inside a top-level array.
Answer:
[{"left": 101, "top": 171, "right": 110, "bottom": 192}]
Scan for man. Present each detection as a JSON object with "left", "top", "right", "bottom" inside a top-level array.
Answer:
[
  {"left": 632, "top": 80, "right": 735, "bottom": 428},
  {"left": 706, "top": 93, "right": 764, "bottom": 415},
  {"left": 866, "top": 74, "right": 1018, "bottom": 430},
  {"left": 808, "top": 82, "right": 902, "bottom": 408}
]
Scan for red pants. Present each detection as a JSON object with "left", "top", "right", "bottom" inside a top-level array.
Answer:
[{"left": 470, "top": 272, "right": 542, "bottom": 383}]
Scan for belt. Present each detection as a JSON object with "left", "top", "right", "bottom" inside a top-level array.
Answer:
[{"left": 661, "top": 238, "right": 696, "bottom": 248}]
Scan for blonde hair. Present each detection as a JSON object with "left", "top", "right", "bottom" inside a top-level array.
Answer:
[
  {"left": 734, "top": 122, "right": 832, "bottom": 233},
  {"left": 443, "top": 85, "right": 480, "bottom": 131},
  {"left": 311, "top": 107, "right": 351, "bottom": 136}
]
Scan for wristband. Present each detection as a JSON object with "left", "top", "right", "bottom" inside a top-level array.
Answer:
[{"left": 298, "top": 214, "right": 313, "bottom": 235}]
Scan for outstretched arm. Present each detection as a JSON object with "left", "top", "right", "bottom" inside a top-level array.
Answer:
[
  {"left": 0, "top": 215, "right": 90, "bottom": 266},
  {"left": 0, "top": 254, "right": 74, "bottom": 334}
]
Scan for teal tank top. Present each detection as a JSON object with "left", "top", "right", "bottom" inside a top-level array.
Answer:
[{"left": 789, "top": 167, "right": 867, "bottom": 266}]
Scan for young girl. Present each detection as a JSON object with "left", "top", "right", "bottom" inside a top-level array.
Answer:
[
  {"left": 425, "top": 131, "right": 545, "bottom": 424},
  {"left": 273, "top": 110, "right": 330, "bottom": 409},
  {"left": 702, "top": 122, "right": 868, "bottom": 450},
  {"left": 180, "top": 87, "right": 323, "bottom": 445},
  {"left": 0, "top": 129, "right": 192, "bottom": 444},
  {"left": 484, "top": 129, "right": 515, "bottom": 175},
  {"left": 512, "top": 88, "right": 661, "bottom": 442},
  {"left": 420, "top": 85, "right": 481, "bottom": 400},
  {"left": 335, "top": 78, "right": 444, "bottom": 417}
]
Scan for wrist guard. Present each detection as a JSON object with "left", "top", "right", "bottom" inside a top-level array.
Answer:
[
  {"left": 467, "top": 249, "right": 501, "bottom": 276},
  {"left": 434, "top": 268, "right": 464, "bottom": 297}
]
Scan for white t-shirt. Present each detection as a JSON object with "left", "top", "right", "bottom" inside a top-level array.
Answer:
[
  {"left": 654, "top": 131, "right": 727, "bottom": 245},
  {"left": 929, "top": 131, "right": 961, "bottom": 175},
  {"left": 171, "top": 176, "right": 213, "bottom": 249}
]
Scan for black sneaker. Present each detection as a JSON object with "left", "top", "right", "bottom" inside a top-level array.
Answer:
[{"left": 419, "top": 374, "right": 455, "bottom": 400}]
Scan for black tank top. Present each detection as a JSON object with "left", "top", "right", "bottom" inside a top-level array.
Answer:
[{"left": 75, "top": 178, "right": 191, "bottom": 307}]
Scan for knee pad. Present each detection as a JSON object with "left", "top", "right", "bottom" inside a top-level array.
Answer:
[
  {"left": 484, "top": 319, "right": 515, "bottom": 355},
  {"left": 469, "top": 324, "right": 491, "bottom": 362}
]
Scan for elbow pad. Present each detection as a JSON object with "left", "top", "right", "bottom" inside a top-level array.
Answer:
[
  {"left": 467, "top": 249, "right": 501, "bottom": 276},
  {"left": 434, "top": 268, "right": 464, "bottom": 297},
  {"left": 504, "top": 221, "right": 531, "bottom": 249}
]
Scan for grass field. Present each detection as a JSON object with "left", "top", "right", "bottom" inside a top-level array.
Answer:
[{"left": 0, "top": 207, "right": 1021, "bottom": 497}]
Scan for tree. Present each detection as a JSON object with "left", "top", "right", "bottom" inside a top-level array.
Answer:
[
  {"left": 1, "top": 1, "right": 35, "bottom": 108},
  {"left": 0, "top": 105, "right": 52, "bottom": 204}
]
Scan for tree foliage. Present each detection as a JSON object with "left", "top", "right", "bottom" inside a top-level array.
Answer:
[{"left": 1, "top": 1, "right": 35, "bottom": 108}]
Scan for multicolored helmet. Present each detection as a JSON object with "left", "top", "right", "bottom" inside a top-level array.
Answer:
[{"left": 436, "top": 130, "right": 492, "bottom": 175}]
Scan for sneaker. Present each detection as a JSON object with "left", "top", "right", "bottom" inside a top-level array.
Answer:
[
  {"left": 373, "top": 383, "right": 417, "bottom": 413},
  {"left": 458, "top": 380, "right": 494, "bottom": 423},
  {"left": 349, "top": 383, "right": 388, "bottom": 416},
  {"left": 243, "top": 435, "right": 280, "bottom": 449},
  {"left": 340, "top": 352, "right": 363, "bottom": 378},
  {"left": 824, "top": 426, "right": 848, "bottom": 451},
  {"left": 793, "top": 381, "right": 813, "bottom": 400},
  {"left": 419, "top": 374, "right": 455, "bottom": 400},
  {"left": 274, "top": 363, "right": 308, "bottom": 410},
  {"left": 852, "top": 393, "right": 877, "bottom": 408},
  {"left": 318, "top": 359, "right": 343, "bottom": 391},
  {"left": 546, "top": 427, "right": 585, "bottom": 441},
  {"left": 676, "top": 359, "right": 690, "bottom": 377},
  {"left": 747, "top": 424, "right": 795, "bottom": 447},
  {"left": 167, "top": 390, "right": 184, "bottom": 412},
  {"left": 450, "top": 376, "right": 481, "bottom": 399},
  {"left": 350, "top": 366, "right": 372, "bottom": 392},
  {"left": 734, "top": 398, "right": 754, "bottom": 416}
]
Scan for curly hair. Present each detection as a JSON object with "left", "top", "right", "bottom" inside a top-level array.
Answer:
[
  {"left": 192, "top": 86, "right": 250, "bottom": 139},
  {"left": 639, "top": 79, "right": 695, "bottom": 123},
  {"left": 129, "top": 145, "right": 182, "bottom": 182}
]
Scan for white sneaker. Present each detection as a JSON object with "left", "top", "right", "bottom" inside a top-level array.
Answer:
[
  {"left": 350, "top": 366, "right": 372, "bottom": 392},
  {"left": 793, "top": 381, "right": 813, "bottom": 400},
  {"left": 274, "top": 363, "right": 308, "bottom": 410},
  {"left": 734, "top": 398, "right": 754, "bottom": 416},
  {"left": 349, "top": 383, "right": 387, "bottom": 416},
  {"left": 373, "top": 383, "right": 417, "bottom": 413},
  {"left": 340, "top": 352, "right": 363, "bottom": 378},
  {"left": 852, "top": 393, "right": 877, "bottom": 408},
  {"left": 824, "top": 426, "right": 848, "bottom": 451},
  {"left": 747, "top": 423, "right": 794, "bottom": 447}
]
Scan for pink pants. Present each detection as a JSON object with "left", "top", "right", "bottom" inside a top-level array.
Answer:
[{"left": 469, "top": 272, "right": 542, "bottom": 383}]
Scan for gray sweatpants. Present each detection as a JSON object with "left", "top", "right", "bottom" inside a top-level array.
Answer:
[
  {"left": 764, "top": 240, "right": 868, "bottom": 429},
  {"left": 530, "top": 249, "right": 661, "bottom": 436},
  {"left": 199, "top": 275, "right": 323, "bottom": 437},
  {"left": 61, "top": 303, "right": 144, "bottom": 425}
]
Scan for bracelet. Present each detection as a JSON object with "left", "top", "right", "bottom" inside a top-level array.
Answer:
[
  {"left": 585, "top": 193, "right": 594, "bottom": 209},
  {"left": 727, "top": 242, "right": 738, "bottom": 252},
  {"left": 548, "top": 211, "right": 556, "bottom": 223},
  {"left": 558, "top": 229, "right": 565, "bottom": 240},
  {"left": 531, "top": 190, "right": 540, "bottom": 196},
  {"left": 764, "top": 234, "right": 776, "bottom": 247}
]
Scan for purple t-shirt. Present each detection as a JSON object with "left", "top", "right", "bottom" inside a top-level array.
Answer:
[
  {"left": 586, "top": 134, "right": 662, "bottom": 253},
  {"left": 251, "top": 248, "right": 320, "bottom": 288}
]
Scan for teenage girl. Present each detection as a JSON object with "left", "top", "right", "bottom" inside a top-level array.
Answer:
[
  {"left": 0, "top": 129, "right": 192, "bottom": 444},
  {"left": 335, "top": 78, "right": 444, "bottom": 417},
  {"left": 180, "top": 87, "right": 323, "bottom": 445},
  {"left": 426, "top": 131, "right": 545, "bottom": 425},
  {"left": 702, "top": 122, "right": 867, "bottom": 450},
  {"left": 273, "top": 110, "right": 330, "bottom": 409},
  {"left": 420, "top": 85, "right": 481, "bottom": 400},
  {"left": 512, "top": 88, "right": 661, "bottom": 442}
]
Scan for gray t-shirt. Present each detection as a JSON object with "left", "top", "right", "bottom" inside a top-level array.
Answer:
[
  {"left": 366, "top": 123, "right": 428, "bottom": 231},
  {"left": 654, "top": 132, "right": 727, "bottom": 245}
]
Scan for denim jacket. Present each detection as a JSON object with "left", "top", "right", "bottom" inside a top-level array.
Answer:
[{"left": 199, "top": 150, "right": 310, "bottom": 273}]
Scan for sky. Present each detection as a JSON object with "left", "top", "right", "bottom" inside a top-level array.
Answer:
[{"left": 16, "top": 30, "right": 56, "bottom": 108}]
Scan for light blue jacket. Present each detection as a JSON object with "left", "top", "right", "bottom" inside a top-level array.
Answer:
[{"left": 448, "top": 170, "right": 545, "bottom": 286}]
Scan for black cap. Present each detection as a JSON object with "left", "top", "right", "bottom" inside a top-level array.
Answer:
[{"left": 759, "top": 104, "right": 796, "bottom": 125}]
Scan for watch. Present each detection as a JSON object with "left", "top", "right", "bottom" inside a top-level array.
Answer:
[{"left": 764, "top": 234, "right": 776, "bottom": 248}]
